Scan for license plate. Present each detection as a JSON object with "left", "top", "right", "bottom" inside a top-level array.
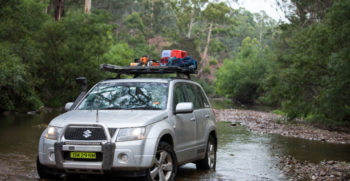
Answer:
[{"left": 70, "top": 152, "right": 96, "bottom": 159}]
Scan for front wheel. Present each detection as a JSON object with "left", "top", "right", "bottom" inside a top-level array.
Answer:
[
  {"left": 36, "top": 156, "right": 62, "bottom": 179},
  {"left": 147, "top": 142, "right": 177, "bottom": 181},
  {"left": 196, "top": 136, "right": 216, "bottom": 170}
]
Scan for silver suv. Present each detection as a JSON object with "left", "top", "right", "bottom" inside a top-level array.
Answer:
[{"left": 37, "top": 78, "right": 217, "bottom": 181}]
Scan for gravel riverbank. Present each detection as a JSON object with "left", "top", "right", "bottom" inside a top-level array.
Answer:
[
  {"left": 215, "top": 109, "right": 350, "bottom": 180},
  {"left": 214, "top": 109, "right": 350, "bottom": 144},
  {"left": 278, "top": 156, "right": 350, "bottom": 181}
]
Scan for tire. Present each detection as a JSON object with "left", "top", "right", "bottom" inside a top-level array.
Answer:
[
  {"left": 146, "top": 142, "right": 177, "bottom": 181},
  {"left": 36, "top": 156, "right": 62, "bottom": 179},
  {"left": 196, "top": 136, "right": 216, "bottom": 170}
]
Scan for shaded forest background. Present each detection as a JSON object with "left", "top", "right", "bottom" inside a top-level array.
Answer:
[{"left": 1, "top": 0, "right": 349, "bottom": 125}]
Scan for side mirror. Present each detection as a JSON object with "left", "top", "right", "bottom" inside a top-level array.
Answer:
[
  {"left": 175, "top": 102, "right": 194, "bottom": 114},
  {"left": 76, "top": 77, "right": 87, "bottom": 91},
  {"left": 65, "top": 102, "right": 74, "bottom": 111}
]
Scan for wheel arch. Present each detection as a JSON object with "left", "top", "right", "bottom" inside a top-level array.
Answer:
[{"left": 209, "top": 130, "right": 217, "bottom": 150}]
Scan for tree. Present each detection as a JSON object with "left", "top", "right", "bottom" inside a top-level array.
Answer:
[
  {"left": 54, "top": 0, "right": 64, "bottom": 21},
  {"left": 199, "top": 2, "right": 230, "bottom": 75},
  {"left": 170, "top": 0, "right": 208, "bottom": 38},
  {"left": 84, "top": 0, "right": 91, "bottom": 14}
]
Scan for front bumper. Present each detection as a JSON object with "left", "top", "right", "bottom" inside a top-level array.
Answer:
[{"left": 38, "top": 123, "right": 157, "bottom": 174}]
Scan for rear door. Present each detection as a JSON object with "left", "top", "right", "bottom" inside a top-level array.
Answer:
[
  {"left": 194, "top": 85, "right": 212, "bottom": 149},
  {"left": 173, "top": 83, "right": 197, "bottom": 163},
  {"left": 184, "top": 83, "right": 208, "bottom": 157}
]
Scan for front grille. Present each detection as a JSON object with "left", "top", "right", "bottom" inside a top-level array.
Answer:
[
  {"left": 64, "top": 127, "right": 106, "bottom": 140},
  {"left": 64, "top": 141, "right": 101, "bottom": 145}
]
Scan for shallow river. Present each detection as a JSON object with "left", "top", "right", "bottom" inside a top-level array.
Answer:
[{"left": 0, "top": 112, "right": 350, "bottom": 180}]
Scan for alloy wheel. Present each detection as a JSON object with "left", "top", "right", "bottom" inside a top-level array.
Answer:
[
  {"left": 150, "top": 150, "right": 173, "bottom": 181},
  {"left": 208, "top": 140, "right": 216, "bottom": 168}
]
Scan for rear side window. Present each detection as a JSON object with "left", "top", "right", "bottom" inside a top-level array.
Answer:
[
  {"left": 195, "top": 85, "right": 210, "bottom": 108},
  {"left": 185, "top": 84, "right": 202, "bottom": 109},
  {"left": 173, "top": 84, "right": 187, "bottom": 110}
]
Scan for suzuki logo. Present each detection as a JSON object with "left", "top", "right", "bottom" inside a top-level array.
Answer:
[{"left": 83, "top": 130, "right": 92, "bottom": 138}]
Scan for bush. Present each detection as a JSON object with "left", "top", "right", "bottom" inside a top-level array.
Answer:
[
  {"left": 215, "top": 37, "right": 272, "bottom": 104},
  {"left": 0, "top": 44, "right": 42, "bottom": 111},
  {"left": 203, "top": 65, "right": 211, "bottom": 74},
  {"left": 209, "top": 58, "right": 218, "bottom": 65}
]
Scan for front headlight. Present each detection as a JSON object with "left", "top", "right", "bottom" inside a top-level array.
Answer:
[
  {"left": 116, "top": 127, "right": 147, "bottom": 142},
  {"left": 45, "top": 126, "right": 59, "bottom": 140}
]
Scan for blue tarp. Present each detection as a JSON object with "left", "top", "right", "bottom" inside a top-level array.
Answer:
[{"left": 167, "top": 56, "right": 197, "bottom": 70}]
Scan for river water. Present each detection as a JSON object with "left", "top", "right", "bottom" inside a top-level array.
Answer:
[{"left": 0, "top": 112, "right": 350, "bottom": 180}]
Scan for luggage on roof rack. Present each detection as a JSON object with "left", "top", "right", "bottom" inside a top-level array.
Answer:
[{"left": 100, "top": 64, "right": 197, "bottom": 79}]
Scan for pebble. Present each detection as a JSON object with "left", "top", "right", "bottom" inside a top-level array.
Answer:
[{"left": 277, "top": 155, "right": 350, "bottom": 180}]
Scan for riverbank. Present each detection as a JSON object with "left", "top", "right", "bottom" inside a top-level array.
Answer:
[
  {"left": 215, "top": 109, "right": 350, "bottom": 180},
  {"left": 278, "top": 156, "right": 350, "bottom": 180},
  {"left": 215, "top": 109, "right": 350, "bottom": 144}
]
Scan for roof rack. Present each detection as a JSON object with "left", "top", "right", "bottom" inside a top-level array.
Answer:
[{"left": 100, "top": 64, "right": 197, "bottom": 79}]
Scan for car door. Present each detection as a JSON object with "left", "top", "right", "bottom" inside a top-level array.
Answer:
[
  {"left": 194, "top": 85, "right": 212, "bottom": 151},
  {"left": 184, "top": 83, "right": 207, "bottom": 158},
  {"left": 173, "top": 83, "right": 197, "bottom": 163}
]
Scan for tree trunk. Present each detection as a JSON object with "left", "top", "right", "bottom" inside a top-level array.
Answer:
[
  {"left": 40, "top": 0, "right": 48, "bottom": 13},
  {"left": 199, "top": 21, "right": 213, "bottom": 76},
  {"left": 54, "top": 0, "right": 65, "bottom": 21},
  {"left": 203, "top": 22, "right": 213, "bottom": 61},
  {"left": 84, "top": 0, "right": 91, "bottom": 14},
  {"left": 47, "top": 0, "right": 54, "bottom": 15},
  {"left": 187, "top": 16, "right": 194, "bottom": 38},
  {"left": 259, "top": 29, "right": 262, "bottom": 43},
  {"left": 150, "top": 0, "right": 154, "bottom": 30}
]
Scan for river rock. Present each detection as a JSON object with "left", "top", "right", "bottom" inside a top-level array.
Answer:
[
  {"left": 27, "top": 111, "right": 36, "bottom": 115},
  {"left": 327, "top": 160, "right": 335, "bottom": 165}
]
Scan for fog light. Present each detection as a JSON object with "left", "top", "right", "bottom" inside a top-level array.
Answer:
[
  {"left": 118, "top": 153, "right": 128, "bottom": 164},
  {"left": 49, "top": 152, "right": 55, "bottom": 161}
]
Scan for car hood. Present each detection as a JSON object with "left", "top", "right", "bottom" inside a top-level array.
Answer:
[{"left": 49, "top": 110, "right": 168, "bottom": 128}]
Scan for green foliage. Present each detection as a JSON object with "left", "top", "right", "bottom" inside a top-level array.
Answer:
[
  {"left": 262, "top": 0, "right": 350, "bottom": 123},
  {"left": 124, "top": 12, "right": 145, "bottom": 31},
  {"left": 37, "top": 10, "right": 116, "bottom": 107},
  {"left": 215, "top": 37, "right": 272, "bottom": 104},
  {"left": 271, "top": 109, "right": 286, "bottom": 116},
  {"left": 203, "top": 2, "right": 231, "bottom": 24},
  {"left": 209, "top": 39, "right": 227, "bottom": 57},
  {"left": 102, "top": 43, "right": 134, "bottom": 66},
  {"left": 2, "top": 0, "right": 349, "bottom": 127},
  {"left": 0, "top": 43, "right": 42, "bottom": 111},
  {"left": 203, "top": 65, "right": 211, "bottom": 74},
  {"left": 0, "top": 0, "right": 47, "bottom": 111},
  {"left": 209, "top": 58, "right": 218, "bottom": 65}
]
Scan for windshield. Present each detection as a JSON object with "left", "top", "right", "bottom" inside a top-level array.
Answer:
[{"left": 77, "top": 82, "right": 168, "bottom": 110}]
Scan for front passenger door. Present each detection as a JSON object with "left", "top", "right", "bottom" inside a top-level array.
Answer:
[
  {"left": 173, "top": 83, "right": 196, "bottom": 163},
  {"left": 184, "top": 84, "right": 207, "bottom": 157}
]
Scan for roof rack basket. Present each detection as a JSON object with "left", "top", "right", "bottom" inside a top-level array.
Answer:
[{"left": 100, "top": 64, "right": 197, "bottom": 79}]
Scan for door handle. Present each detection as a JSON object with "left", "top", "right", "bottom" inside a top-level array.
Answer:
[
  {"left": 205, "top": 114, "right": 209, "bottom": 118},
  {"left": 190, "top": 117, "right": 196, "bottom": 121}
]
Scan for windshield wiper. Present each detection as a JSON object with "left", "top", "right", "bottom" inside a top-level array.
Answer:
[
  {"left": 128, "top": 107, "right": 162, "bottom": 110},
  {"left": 103, "top": 107, "right": 125, "bottom": 110}
]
